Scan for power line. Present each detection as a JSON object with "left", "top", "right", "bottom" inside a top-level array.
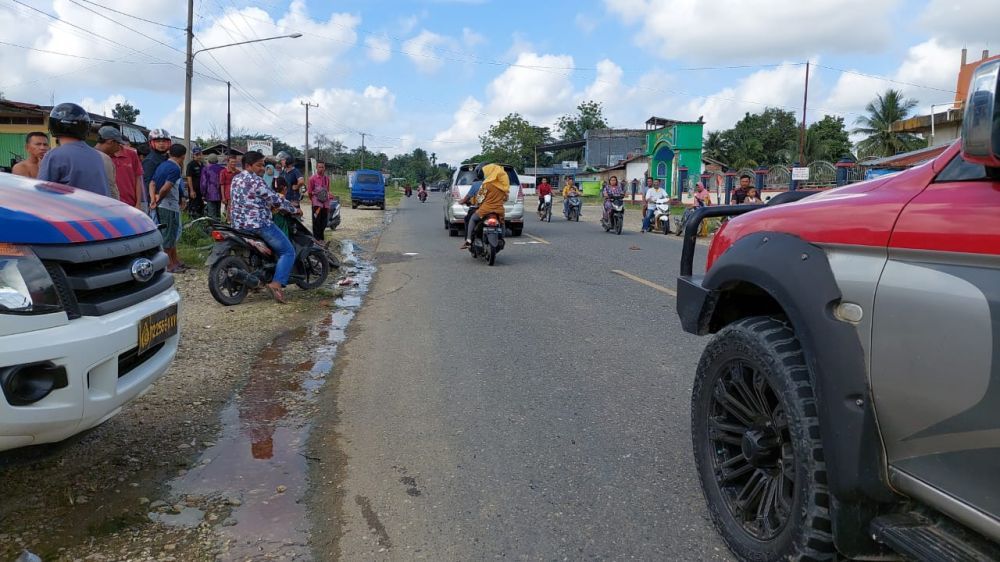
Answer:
[
  {"left": 814, "top": 64, "right": 958, "bottom": 94},
  {"left": 65, "top": 0, "right": 186, "bottom": 56},
  {"left": 0, "top": 40, "right": 132, "bottom": 62},
  {"left": 77, "top": 0, "right": 186, "bottom": 31}
]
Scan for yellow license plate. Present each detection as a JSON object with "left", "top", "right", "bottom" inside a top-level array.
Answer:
[{"left": 138, "top": 304, "right": 178, "bottom": 354}]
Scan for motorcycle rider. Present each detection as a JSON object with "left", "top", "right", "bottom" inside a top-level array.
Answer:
[
  {"left": 229, "top": 150, "right": 301, "bottom": 303},
  {"left": 562, "top": 177, "right": 580, "bottom": 217},
  {"left": 460, "top": 163, "right": 509, "bottom": 250},
  {"left": 417, "top": 181, "right": 428, "bottom": 200},
  {"left": 640, "top": 179, "right": 668, "bottom": 233},
  {"left": 601, "top": 175, "right": 625, "bottom": 223},
  {"left": 536, "top": 177, "right": 552, "bottom": 214}
]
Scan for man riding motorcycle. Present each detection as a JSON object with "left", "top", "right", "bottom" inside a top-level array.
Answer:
[
  {"left": 536, "top": 177, "right": 553, "bottom": 213},
  {"left": 229, "top": 150, "right": 302, "bottom": 303},
  {"left": 460, "top": 163, "right": 509, "bottom": 250}
]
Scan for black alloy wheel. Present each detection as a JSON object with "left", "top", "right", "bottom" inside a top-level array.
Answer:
[
  {"left": 207, "top": 255, "right": 250, "bottom": 306},
  {"left": 691, "top": 316, "right": 834, "bottom": 561}
]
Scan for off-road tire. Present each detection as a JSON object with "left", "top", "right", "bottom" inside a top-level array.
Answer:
[
  {"left": 691, "top": 316, "right": 834, "bottom": 562},
  {"left": 208, "top": 255, "right": 250, "bottom": 306}
]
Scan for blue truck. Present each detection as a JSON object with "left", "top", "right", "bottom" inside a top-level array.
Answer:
[
  {"left": 0, "top": 172, "right": 180, "bottom": 451},
  {"left": 349, "top": 169, "right": 386, "bottom": 210}
]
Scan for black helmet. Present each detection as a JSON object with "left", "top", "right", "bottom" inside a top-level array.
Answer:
[
  {"left": 473, "top": 162, "right": 486, "bottom": 181},
  {"left": 277, "top": 151, "right": 292, "bottom": 164},
  {"left": 49, "top": 103, "right": 91, "bottom": 140}
]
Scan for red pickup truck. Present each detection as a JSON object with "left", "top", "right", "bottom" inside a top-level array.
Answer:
[{"left": 676, "top": 60, "right": 1000, "bottom": 561}]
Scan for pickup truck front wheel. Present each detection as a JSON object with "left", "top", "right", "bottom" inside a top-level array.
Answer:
[{"left": 691, "top": 316, "right": 834, "bottom": 561}]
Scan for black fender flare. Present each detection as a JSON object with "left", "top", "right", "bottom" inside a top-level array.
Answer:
[{"left": 696, "top": 231, "right": 898, "bottom": 555}]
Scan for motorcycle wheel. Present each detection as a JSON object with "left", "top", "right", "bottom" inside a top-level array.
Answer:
[
  {"left": 487, "top": 243, "right": 496, "bottom": 266},
  {"left": 208, "top": 255, "right": 250, "bottom": 306},
  {"left": 603, "top": 220, "right": 611, "bottom": 232},
  {"left": 574, "top": 211, "right": 580, "bottom": 222},
  {"left": 663, "top": 220, "right": 670, "bottom": 236},
  {"left": 295, "top": 248, "right": 330, "bottom": 289},
  {"left": 615, "top": 216, "right": 623, "bottom": 235},
  {"left": 546, "top": 208, "right": 551, "bottom": 222}
]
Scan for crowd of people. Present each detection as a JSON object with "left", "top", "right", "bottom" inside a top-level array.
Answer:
[{"left": 9, "top": 102, "right": 337, "bottom": 299}]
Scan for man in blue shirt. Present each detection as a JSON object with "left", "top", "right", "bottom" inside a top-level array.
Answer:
[
  {"left": 278, "top": 152, "right": 304, "bottom": 206},
  {"left": 37, "top": 103, "right": 109, "bottom": 196},
  {"left": 151, "top": 144, "right": 188, "bottom": 273}
]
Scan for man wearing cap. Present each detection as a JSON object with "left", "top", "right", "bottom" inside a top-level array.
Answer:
[
  {"left": 94, "top": 126, "right": 124, "bottom": 201},
  {"left": 185, "top": 145, "right": 205, "bottom": 217},
  {"left": 143, "top": 128, "right": 171, "bottom": 208}
]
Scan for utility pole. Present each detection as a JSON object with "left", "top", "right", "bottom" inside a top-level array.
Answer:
[
  {"left": 798, "top": 61, "right": 810, "bottom": 165},
  {"left": 301, "top": 101, "right": 318, "bottom": 177},
  {"left": 360, "top": 132, "right": 367, "bottom": 169},
  {"left": 183, "top": 0, "right": 194, "bottom": 164},
  {"left": 226, "top": 81, "right": 231, "bottom": 157}
]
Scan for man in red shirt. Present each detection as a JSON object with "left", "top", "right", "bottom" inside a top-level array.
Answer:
[
  {"left": 219, "top": 154, "right": 239, "bottom": 221},
  {"left": 536, "top": 177, "right": 553, "bottom": 214}
]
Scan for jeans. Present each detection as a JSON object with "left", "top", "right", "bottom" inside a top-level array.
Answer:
[
  {"left": 312, "top": 206, "right": 328, "bottom": 240},
  {"left": 641, "top": 208, "right": 656, "bottom": 231},
  {"left": 205, "top": 200, "right": 221, "bottom": 220},
  {"left": 255, "top": 222, "right": 295, "bottom": 286},
  {"left": 465, "top": 213, "right": 482, "bottom": 242}
]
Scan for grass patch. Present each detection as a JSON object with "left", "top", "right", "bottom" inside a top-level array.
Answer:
[{"left": 177, "top": 212, "right": 214, "bottom": 268}]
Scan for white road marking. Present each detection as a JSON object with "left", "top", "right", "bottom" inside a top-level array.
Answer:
[
  {"left": 522, "top": 233, "right": 550, "bottom": 245},
  {"left": 611, "top": 269, "right": 677, "bottom": 296}
]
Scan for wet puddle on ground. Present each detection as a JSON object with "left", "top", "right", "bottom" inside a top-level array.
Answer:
[{"left": 160, "top": 240, "right": 376, "bottom": 561}]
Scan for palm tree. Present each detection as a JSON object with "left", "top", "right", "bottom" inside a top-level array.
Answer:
[
  {"left": 703, "top": 131, "right": 727, "bottom": 164},
  {"left": 853, "top": 89, "right": 925, "bottom": 158}
]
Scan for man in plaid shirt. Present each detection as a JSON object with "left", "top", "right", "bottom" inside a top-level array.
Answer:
[{"left": 230, "top": 150, "right": 301, "bottom": 303}]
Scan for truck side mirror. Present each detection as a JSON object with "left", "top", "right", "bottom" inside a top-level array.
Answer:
[{"left": 961, "top": 59, "right": 1000, "bottom": 168}]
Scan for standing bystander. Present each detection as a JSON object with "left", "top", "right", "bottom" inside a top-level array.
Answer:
[
  {"left": 278, "top": 154, "right": 304, "bottom": 207},
  {"left": 200, "top": 154, "right": 223, "bottom": 219},
  {"left": 150, "top": 144, "right": 188, "bottom": 273},
  {"left": 219, "top": 154, "right": 239, "bottom": 221},
  {"left": 11, "top": 132, "right": 49, "bottom": 179},
  {"left": 733, "top": 174, "right": 752, "bottom": 204},
  {"left": 185, "top": 145, "right": 205, "bottom": 217},
  {"left": 94, "top": 126, "right": 125, "bottom": 200},
  {"left": 307, "top": 161, "right": 331, "bottom": 240},
  {"left": 112, "top": 137, "right": 144, "bottom": 210},
  {"left": 37, "top": 103, "right": 109, "bottom": 196},
  {"left": 143, "top": 129, "right": 171, "bottom": 208}
]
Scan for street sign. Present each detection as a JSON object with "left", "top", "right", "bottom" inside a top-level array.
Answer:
[
  {"left": 247, "top": 140, "right": 274, "bottom": 156},
  {"left": 561, "top": 161, "right": 578, "bottom": 169},
  {"left": 792, "top": 167, "right": 810, "bottom": 181}
]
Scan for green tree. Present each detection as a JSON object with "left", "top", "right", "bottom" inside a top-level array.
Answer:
[
  {"left": 112, "top": 101, "right": 140, "bottom": 124},
  {"left": 719, "top": 108, "right": 798, "bottom": 166},
  {"left": 853, "top": 89, "right": 925, "bottom": 158},
  {"left": 479, "top": 113, "right": 549, "bottom": 170},
  {"left": 702, "top": 130, "right": 726, "bottom": 163},
  {"left": 554, "top": 100, "right": 608, "bottom": 161}
]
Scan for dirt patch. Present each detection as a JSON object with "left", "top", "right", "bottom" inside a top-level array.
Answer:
[{"left": 0, "top": 207, "right": 388, "bottom": 561}]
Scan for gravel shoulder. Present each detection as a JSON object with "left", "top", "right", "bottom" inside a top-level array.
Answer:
[{"left": 0, "top": 206, "right": 387, "bottom": 561}]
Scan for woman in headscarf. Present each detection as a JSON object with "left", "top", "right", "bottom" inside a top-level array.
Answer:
[
  {"left": 460, "top": 163, "right": 509, "bottom": 249},
  {"left": 263, "top": 163, "right": 276, "bottom": 189}
]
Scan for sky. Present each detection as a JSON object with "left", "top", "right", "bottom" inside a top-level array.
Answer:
[{"left": 1, "top": 0, "right": 996, "bottom": 165}]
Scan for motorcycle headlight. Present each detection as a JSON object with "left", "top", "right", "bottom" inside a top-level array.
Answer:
[{"left": 0, "top": 244, "right": 63, "bottom": 315}]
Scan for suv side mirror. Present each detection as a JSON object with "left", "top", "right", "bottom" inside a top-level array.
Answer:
[{"left": 961, "top": 59, "right": 1000, "bottom": 168}]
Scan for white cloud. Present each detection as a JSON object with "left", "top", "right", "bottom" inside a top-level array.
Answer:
[
  {"left": 365, "top": 35, "right": 392, "bottom": 63},
  {"left": 398, "top": 15, "right": 420, "bottom": 35},
  {"left": 402, "top": 30, "right": 453, "bottom": 74},
  {"left": 486, "top": 53, "right": 576, "bottom": 123},
  {"left": 462, "top": 27, "right": 486, "bottom": 47},
  {"left": 432, "top": 96, "right": 488, "bottom": 161},
  {"left": 574, "top": 13, "right": 598, "bottom": 34},
  {"left": 79, "top": 94, "right": 128, "bottom": 118},
  {"left": 919, "top": 0, "right": 1000, "bottom": 45},
  {"left": 504, "top": 32, "right": 536, "bottom": 61},
  {"left": 604, "top": 0, "right": 897, "bottom": 62}
]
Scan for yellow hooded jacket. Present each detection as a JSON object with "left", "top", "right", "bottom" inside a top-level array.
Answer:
[{"left": 473, "top": 164, "right": 509, "bottom": 219}]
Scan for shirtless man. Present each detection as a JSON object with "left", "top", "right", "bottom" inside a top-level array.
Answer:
[{"left": 11, "top": 132, "right": 50, "bottom": 179}]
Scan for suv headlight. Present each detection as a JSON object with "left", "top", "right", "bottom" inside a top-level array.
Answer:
[{"left": 0, "top": 244, "right": 63, "bottom": 315}]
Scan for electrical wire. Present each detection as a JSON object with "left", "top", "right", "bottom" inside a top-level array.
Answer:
[
  {"left": 65, "top": 0, "right": 186, "bottom": 56},
  {"left": 77, "top": 0, "right": 186, "bottom": 31},
  {"left": 813, "top": 63, "right": 957, "bottom": 94}
]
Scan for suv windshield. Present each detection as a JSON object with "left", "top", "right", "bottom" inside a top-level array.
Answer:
[{"left": 356, "top": 173, "right": 381, "bottom": 185}]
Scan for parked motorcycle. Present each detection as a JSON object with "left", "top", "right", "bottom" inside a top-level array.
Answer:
[
  {"left": 600, "top": 195, "right": 625, "bottom": 235},
  {"left": 206, "top": 215, "right": 334, "bottom": 306},
  {"left": 538, "top": 194, "right": 552, "bottom": 222},
  {"left": 418, "top": 190, "right": 427, "bottom": 202},
  {"left": 328, "top": 196, "right": 341, "bottom": 231},
  {"left": 564, "top": 194, "right": 582, "bottom": 222},
  {"left": 649, "top": 197, "right": 672, "bottom": 235},
  {"left": 468, "top": 212, "right": 505, "bottom": 266}
]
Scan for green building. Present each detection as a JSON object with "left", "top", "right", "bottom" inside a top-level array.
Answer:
[{"left": 645, "top": 116, "right": 704, "bottom": 198}]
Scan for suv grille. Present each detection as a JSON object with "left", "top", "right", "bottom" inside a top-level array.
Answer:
[{"left": 33, "top": 231, "right": 173, "bottom": 319}]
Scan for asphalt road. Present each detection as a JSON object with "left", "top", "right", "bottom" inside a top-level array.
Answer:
[{"left": 310, "top": 194, "right": 730, "bottom": 560}]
